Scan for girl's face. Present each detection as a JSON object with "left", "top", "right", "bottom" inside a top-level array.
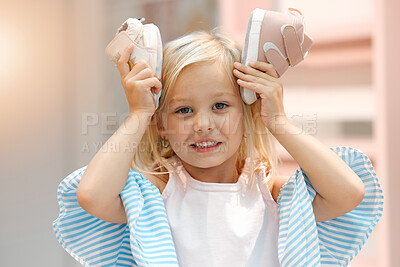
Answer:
[{"left": 158, "top": 60, "right": 244, "bottom": 170}]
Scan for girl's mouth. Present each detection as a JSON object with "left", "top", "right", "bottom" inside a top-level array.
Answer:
[{"left": 190, "top": 142, "right": 222, "bottom": 152}]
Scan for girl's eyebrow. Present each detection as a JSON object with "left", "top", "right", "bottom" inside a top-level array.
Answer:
[{"left": 170, "top": 92, "right": 237, "bottom": 104}]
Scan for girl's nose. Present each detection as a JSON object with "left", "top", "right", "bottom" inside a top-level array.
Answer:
[{"left": 193, "top": 112, "right": 215, "bottom": 132}]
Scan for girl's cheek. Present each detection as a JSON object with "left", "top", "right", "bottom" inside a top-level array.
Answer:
[
  {"left": 218, "top": 117, "right": 230, "bottom": 132},
  {"left": 174, "top": 119, "right": 194, "bottom": 135},
  {"left": 228, "top": 112, "right": 244, "bottom": 135},
  {"left": 213, "top": 115, "right": 233, "bottom": 135}
]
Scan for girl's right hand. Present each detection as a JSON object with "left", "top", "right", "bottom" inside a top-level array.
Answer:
[{"left": 117, "top": 44, "right": 162, "bottom": 116}]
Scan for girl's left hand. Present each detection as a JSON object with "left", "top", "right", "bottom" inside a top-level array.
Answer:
[{"left": 233, "top": 61, "right": 288, "bottom": 133}]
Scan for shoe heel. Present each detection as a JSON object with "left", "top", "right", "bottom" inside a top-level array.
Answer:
[
  {"left": 240, "top": 8, "right": 266, "bottom": 105},
  {"left": 154, "top": 25, "right": 163, "bottom": 110},
  {"left": 147, "top": 24, "right": 163, "bottom": 110},
  {"left": 154, "top": 26, "right": 163, "bottom": 78}
]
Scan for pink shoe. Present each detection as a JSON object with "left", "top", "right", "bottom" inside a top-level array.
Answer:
[
  {"left": 105, "top": 18, "right": 163, "bottom": 109},
  {"left": 240, "top": 8, "right": 313, "bottom": 105}
]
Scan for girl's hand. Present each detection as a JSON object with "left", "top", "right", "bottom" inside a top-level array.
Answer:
[
  {"left": 233, "top": 61, "right": 289, "bottom": 133},
  {"left": 117, "top": 44, "right": 162, "bottom": 116}
]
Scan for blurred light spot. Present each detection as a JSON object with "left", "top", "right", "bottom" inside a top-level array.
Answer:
[{"left": 0, "top": 21, "right": 21, "bottom": 90}]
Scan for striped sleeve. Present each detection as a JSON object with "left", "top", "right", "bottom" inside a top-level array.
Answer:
[
  {"left": 277, "top": 163, "right": 321, "bottom": 266},
  {"left": 52, "top": 166, "right": 137, "bottom": 267},
  {"left": 296, "top": 146, "right": 384, "bottom": 266},
  {"left": 120, "top": 169, "right": 179, "bottom": 266},
  {"left": 53, "top": 166, "right": 179, "bottom": 267}
]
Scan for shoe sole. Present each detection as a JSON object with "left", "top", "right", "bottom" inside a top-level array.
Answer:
[
  {"left": 240, "top": 8, "right": 266, "bottom": 104},
  {"left": 241, "top": 8, "right": 265, "bottom": 65},
  {"left": 154, "top": 25, "right": 163, "bottom": 77},
  {"left": 152, "top": 24, "right": 163, "bottom": 110}
]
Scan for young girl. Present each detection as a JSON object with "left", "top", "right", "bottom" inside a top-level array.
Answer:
[{"left": 53, "top": 30, "right": 383, "bottom": 267}]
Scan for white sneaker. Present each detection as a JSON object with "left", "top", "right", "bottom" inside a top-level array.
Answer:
[
  {"left": 105, "top": 18, "right": 163, "bottom": 110},
  {"left": 240, "top": 8, "right": 312, "bottom": 105}
]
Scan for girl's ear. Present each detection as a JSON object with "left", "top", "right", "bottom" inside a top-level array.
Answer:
[
  {"left": 157, "top": 129, "right": 165, "bottom": 139},
  {"left": 156, "top": 119, "right": 166, "bottom": 138}
]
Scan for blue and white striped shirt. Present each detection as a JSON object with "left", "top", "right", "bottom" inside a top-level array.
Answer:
[{"left": 53, "top": 146, "right": 384, "bottom": 266}]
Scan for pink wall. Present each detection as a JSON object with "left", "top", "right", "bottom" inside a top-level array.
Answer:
[
  {"left": 374, "top": 0, "right": 400, "bottom": 266},
  {"left": 219, "top": 0, "right": 398, "bottom": 266}
]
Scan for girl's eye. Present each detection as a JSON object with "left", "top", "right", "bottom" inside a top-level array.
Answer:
[
  {"left": 175, "top": 103, "right": 228, "bottom": 114},
  {"left": 213, "top": 103, "right": 228, "bottom": 110},
  {"left": 176, "top": 107, "right": 192, "bottom": 114}
]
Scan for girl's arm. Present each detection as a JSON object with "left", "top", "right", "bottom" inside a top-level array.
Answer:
[
  {"left": 233, "top": 61, "right": 365, "bottom": 222},
  {"left": 271, "top": 118, "right": 365, "bottom": 222},
  {"left": 77, "top": 113, "right": 152, "bottom": 224},
  {"left": 77, "top": 44, "right": 162, "bottom": 224}
]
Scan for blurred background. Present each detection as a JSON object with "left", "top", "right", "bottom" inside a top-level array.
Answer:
[{"left": 0, "top": 0, "right": 398, "bottom": 266}]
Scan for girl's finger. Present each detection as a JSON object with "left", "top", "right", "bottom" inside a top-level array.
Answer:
[
  {"left": 233, "top": 68, "right": 269, "bottom": 86},
  {"left": 124, "top": 60, "right": 153, "bottom": 80},
  {"left": 236, "top": 79, "right": 266, "bottom": 97},
  {"left": 131, "top": 67, "right": 156, "bottom": 81},
  {"left": 138, "top": 77, "right": 163, "bottom": 94},
  {"left": 236, "top": 78, "right": 281, "bottom": 102},
  {"left": 234, "top": 61, "right": 277, "bottom": 81},
  {"left": 248, "top": 61, "right": 278, "bottom": 78},
  {"left": 236, "top": 72, "right": 282, "bottom": 97},
  {"left": 117, "top": 43, "right": 135, "bottom": 78}
]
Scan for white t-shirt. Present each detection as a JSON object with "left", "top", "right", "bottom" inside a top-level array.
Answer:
[{"left": 161, "top": 155, "right": 280, "bottom": 267}]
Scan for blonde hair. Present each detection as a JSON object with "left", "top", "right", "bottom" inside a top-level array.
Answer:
[{"left": 132, "top": 29, "right": 280, "bottom": 187}]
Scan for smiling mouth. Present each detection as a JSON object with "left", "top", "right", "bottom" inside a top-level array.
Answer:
[
  {"left": 190, "top": 142, "right": 223, "bottom": 154},
  {"left": 190, "top": 142, "right": 222, "bottom": 148}
]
